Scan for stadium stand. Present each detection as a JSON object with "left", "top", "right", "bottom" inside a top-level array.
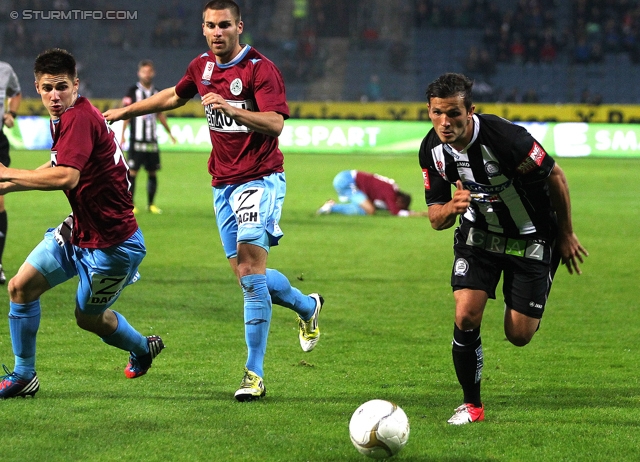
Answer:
[{"left": 3, "top": 0, "right": 640, "bottom": 103}]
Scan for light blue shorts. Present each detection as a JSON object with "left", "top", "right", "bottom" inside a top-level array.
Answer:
[
  {"left": 26, "top": 228, "right": 146, "bottom": 315},
  {"left": 213, "top": 172, "right": 286, "bottom": 259},
  {"left": 333, "top": 170, "right": 367, "bottom": 205}
]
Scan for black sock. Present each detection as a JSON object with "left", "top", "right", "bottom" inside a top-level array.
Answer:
[
  {"left": 147, "top": 175, "right": 157, "bottom": 206},
  {"left": 452, "top": 323, "right": 483, "bottom": 406},
  {"left": 0, "top": 210, "right": 7, "bottom": 263}
]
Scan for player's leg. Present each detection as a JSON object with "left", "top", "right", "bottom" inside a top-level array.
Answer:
[
  {"left": 0, "top": 196, "right": 7, "bottom": 284},
  {"left": 214, "top": 184, "right": 269, "bottom": 400},
  {"left": 324, "top": 170, "right": 367, "bottom": 215},
  {"left": 0, "top": 134, "right": 11, "bottom": 283},
  {"left": 127, "top": 149, "right": 141, "bottom": 213},
  {"left": 447, "top": 237, "right": 500, "bottom": 424},
  {"left": 448, "top": 288, "right": 487, "bottom": 424},
  {"left": 74, "top": 229, "right": 163, "bottom": 378},
  {"left": 145, "top": 151, "right": 162, "bottom": 214},
  {"left": 502, "top": 246, "right": 559, "bottom": 346},
  {"left": 1, "top": 227, "right": 76, "bottom": 398}
]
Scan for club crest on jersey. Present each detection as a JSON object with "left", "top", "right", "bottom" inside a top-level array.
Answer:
[
  {"left": 230, "top": 78, "right": 243, "bottom": 96},
  {"left": 484, "top": 161, "right": 501, "bottom": 177}
]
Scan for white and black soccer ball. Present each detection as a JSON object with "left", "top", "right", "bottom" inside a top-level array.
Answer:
[{"left": 349, "top": 399, "right": 410, "bottom": 459}]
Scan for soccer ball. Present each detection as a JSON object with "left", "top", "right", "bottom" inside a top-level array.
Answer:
[{"left": 349, "top": 399, "right": 410, "bottom": 459}]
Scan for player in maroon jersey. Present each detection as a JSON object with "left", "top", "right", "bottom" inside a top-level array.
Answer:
[
  {"left": 317, "top": 170, "right": 420, "bottom": 216},
  {"left": 0, "top": 48, "right": 164, "bottom": 399},
  {"left": 104, "top": 0, "right": 323, "bottom": 401}
]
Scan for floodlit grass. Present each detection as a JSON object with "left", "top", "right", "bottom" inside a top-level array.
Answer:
[{"left": 1, "top": 150, "right": 638, "bottom": 461}]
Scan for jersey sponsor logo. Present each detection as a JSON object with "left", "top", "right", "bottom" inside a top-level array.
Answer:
[
  {"left": 454, "top": 258, "right": 469, "bottom": 276},
  {"left": 517, "top": 141, "right": 546, "bottom": 174},
  {"left": 89, "top": 273, "right": 127, "bottom": 305},
  {"left": 232, "top": 186, "right": 263, "bottom": 225},
  {"left": 230, "top": 78, "right": 242, "bottom": 96},
  {"left": 456, "top": 161, "right": 471, "bottom": 168},
  {"left": 422, "top": 169, "right": 430, "bottom": 190},
  {"left": 465, "top": 228, "right": 547, "bottom": 261},
  {"left": 205, "top": 100, "right": 255, "bottom": 133},
  {"left": 202, "top": 61, "right": 215, "bottom": 81},
  {"left": 465, "top": 179, "right": 512, "bottom": 194}
]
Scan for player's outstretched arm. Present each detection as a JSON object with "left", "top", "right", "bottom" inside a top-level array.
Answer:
[
  {"left": 0, "top": 164, "right": 79, "bottom": 192},
  {"left": 546, "top": 164, "right": 588, "bottom": 274},
  {"left": 103, "top": 86, "right": 189, "bottom": 122}
]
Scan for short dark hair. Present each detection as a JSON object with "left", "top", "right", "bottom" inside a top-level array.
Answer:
[
  {"left": 397, "top": 191, "right": 412, "bottom": 211},
  {"left": 425, "top": 73, "right": 474, "bottom": 111},
  {"left": 34, "top": 48, "right": 77, "bottom": 81},
  {"left": 202, "top": 0, "right": 241, "bottom": 22},
  {"left": 138, "top": 59, "right": 154, "bottom": 69}
]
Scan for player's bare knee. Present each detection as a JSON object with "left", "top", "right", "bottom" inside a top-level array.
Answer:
[
  {"left": 505, "top": 331, "right": 533, "bottom": 347},
  {"left": 8, "top": 276, "right": 30, "bottom": 302}
]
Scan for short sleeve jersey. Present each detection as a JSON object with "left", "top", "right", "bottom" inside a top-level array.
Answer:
[
  {"left": 354, "top": 171, "right": 403, "bottom": 215},
  {"left": 419, "top": 114, "right": 556, "bottom": 238},
  {"left": 51, "top": 96, "right": 137, "bottom": 248},
  {"left": 175, "top": 45, "right": 289, "bottom": 186}
]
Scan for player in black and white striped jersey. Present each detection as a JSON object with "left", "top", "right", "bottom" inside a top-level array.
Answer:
[
  {"left": 419, "top": 73, "right": 588, "bottom": 425},
  {"left": 0, "top": 60, "right": 22, "bottom": 283},
  {"left": 120, "top": 60, "right": 176, "bottom": 214}
]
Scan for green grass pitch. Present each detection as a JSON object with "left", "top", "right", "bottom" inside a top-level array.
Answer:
[{"left": 1, "top": 149, "right": 638, "bottom": 461}]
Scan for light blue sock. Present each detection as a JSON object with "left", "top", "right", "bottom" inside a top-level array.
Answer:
[
  {"left": 101, "top": 311, "right": 148, "bottom": 356},
  {"left": 266, "top": 268, "right": 315, "bottom": 320},
  {"left": 9, "top": 300, "right": 41, "bottom": 379},
  {"left": 241, "top": 274, "right": 271, "bottom": 378},
  {"left": 330, "top": 203, "right": 366, "bottom": 215}
]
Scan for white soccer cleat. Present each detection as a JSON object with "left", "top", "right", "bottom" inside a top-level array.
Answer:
[
  {"left": 316, "top": 200, "right": 335, "bottom": 215},
  {"left": 447, "top": 403, "right": 485, "bottom": 425}
]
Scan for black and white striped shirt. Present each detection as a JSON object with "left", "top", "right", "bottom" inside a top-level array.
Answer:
[
  {"left": 419, "top": 114, "right": 557, "bottom": 238},
  {"left": 123, "top": 83, "right": 159, "bottom": 151}
]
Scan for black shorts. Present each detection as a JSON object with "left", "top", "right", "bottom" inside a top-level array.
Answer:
[
  {"left": 0, "top": 131, "right": 11, "bottom": 167},
  {"left": 451, "top": 227, "right": 561, "bottom": 319},
  {"left": 127, "top": 147, "right": 160, "bottom": 172}
]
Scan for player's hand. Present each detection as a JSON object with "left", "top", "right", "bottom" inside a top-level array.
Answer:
[
  {"left": 201, "top": 92, "right": 236, "bottom": 118},
  {"left": 3, "top": 113, "right": 15, "bottom": 128},
  {"left": 557, "top": 232, "right": 588, "bottom": 275},
  {"left": 169, "top": 134, "right": 177, "bottom": 144},
  {"left": 451, "top": 180, "right": 471, "bottom": 214},
  {"left": 103, "top": 107, "right": 128, "bottom": 123}
]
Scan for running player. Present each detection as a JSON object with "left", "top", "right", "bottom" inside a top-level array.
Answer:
[
  {"left": 419, "top": 73, "right": 587, "bottom": 424},
  {"left": 104, "top": 0, "right": 322, "bottom": 401},
  {"left": 0, "top": 48, "right": 164, "bottom": 399}
]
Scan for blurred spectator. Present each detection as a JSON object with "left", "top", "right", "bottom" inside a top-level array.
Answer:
[
  {"left": 522, "top": 88, "right": 539, "bottom": 103},
  {"left": 362, "top": 74, "right": 383, "bottom": 102},
  {"left": 388, "top": 41, "right": 407, "bottom": 72},
  {"left": 504, "top": 87, "right": 520, "bottom": 103},
  {"left": 573, "top": 35, "right": 591, "bottom": 64}
]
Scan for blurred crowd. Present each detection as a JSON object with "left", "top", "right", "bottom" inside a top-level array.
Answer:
[{"left": 2, "top": 0, "right": 640, "bottom": 103}]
